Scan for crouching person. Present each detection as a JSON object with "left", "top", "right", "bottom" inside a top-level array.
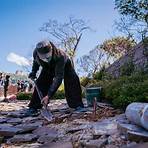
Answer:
[{"left": 25, "top": 40, "right": 85, "bottom": 116}]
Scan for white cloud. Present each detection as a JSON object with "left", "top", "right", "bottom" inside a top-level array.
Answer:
[{"left": 7, "top": 52, "right": 31, "bottom": 66}]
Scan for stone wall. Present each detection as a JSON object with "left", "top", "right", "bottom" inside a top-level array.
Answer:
[{"left": 106, "top": 41, "right": 148, "bottom": 78}]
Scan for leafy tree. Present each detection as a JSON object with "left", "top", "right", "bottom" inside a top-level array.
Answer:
[
  {"left": 114, "top": 0, "right": 148, "bottom": 41},
  {"left": 100, "top": 37, "right": 136, "bottom": 59},
  {"left": 115, "top": 0, "right": 148, "bottom": 23},
  {"left": 40, "top": 17, "right": 90, "bottom": 65}
]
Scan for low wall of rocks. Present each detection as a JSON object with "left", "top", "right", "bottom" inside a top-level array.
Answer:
[{"left": 106, "top": 41, "right": 148, "bottom": 78}]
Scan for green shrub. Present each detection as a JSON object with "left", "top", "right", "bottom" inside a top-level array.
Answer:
[
  {"left": 103, "top": 73, "right": 148, "bottom": 109},
  {"left": 93, "top": 66, "right": 106, "bottom": 80},
  {"left": 87, "top": 73, "right": 148, "bottom": 109},
  {"left": 17, "top": 92, "right": 32, "bottom": 100},
  {"left": 53, "top": 89, "right": 65, "bottom": 99},
  {"left": 52, "top": 83, "right": 65, "bottom": 99},
  {"left": 80, "top": 77, "right": 91, "bottom": 87}
]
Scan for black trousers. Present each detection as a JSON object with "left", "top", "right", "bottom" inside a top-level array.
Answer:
[{"left": 28, "top": 59, "right": 84, "bottom": 109}]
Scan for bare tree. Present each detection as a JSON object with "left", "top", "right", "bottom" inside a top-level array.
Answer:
[
  {"left": 77, "top": 45, "right": 111, "bottom": 76},
  {"left": 40, "top": 16, "right": 90, "bottom": 65},
  {"left": 114, "top": 16, "right": 148, "bottom": 42}
]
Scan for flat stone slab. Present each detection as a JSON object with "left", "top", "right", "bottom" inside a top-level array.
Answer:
[
  {"left": 7, "top": 118, "right": 22, "bottom": 125},
  {"left": 39, "top": 141, "right": 73, "bottom": 148},
  {"left": 116, "top": 114, "right": 130, "bottom": 124},
  {"left": 117, "top": 123, "right": 145, "bottom": 134},
  {"left": 37, "top": 135, "right": 57, "bottom": 144},
  {"left": 7, "top": 111, "right": 25, "bottom": 118},
  {"left": 0, "top": 117, "right": 8, "bottom": 123},
  {"left": 84, "top": 138, "right": 108, "bottom": 148},
  {"left": 15, "top": 121, "right": 43, "bottom": 134},
  {"left": 127, "top": 131, "right": 148, "bottom": 142},
  {"left": 0, "top": 111, "right": 9, "bottom": 116},
  {"left": 0, "top": 123, "right": 13, "bottom": 128},
  {"left": 126, "top": 142, "right": 148, "bottom": 148},
  {"left": 117, "top": 119, "right": 148, "bottom": 142},
  {"left": 33, "top": 126, "right": 58, "bottom": 137},
  {"left": 66, "top": 124, "right": 88, "bottom": 134},
  {"left": 93, "top": 119, "right": 117, "bottom": 136},
  {"left": 0, "top": 126, "right": 22, "bottom": 137},
  {"left": 7, "top": 134, "right": 38, "bottom": 144}
]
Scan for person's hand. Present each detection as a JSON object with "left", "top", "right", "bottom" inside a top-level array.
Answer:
[
  {"left": 41, "top": 95, "right": 49, "bottom": 107},
  {"left": 28, "top": 72, "right": 36, "bottom": 80}
]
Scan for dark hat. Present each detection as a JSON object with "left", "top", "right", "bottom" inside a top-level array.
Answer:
[{"left": 36, "top": 40, "right": 53, "bottom": 62}]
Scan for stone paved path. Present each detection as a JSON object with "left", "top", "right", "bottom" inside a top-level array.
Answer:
[{"left": 0, "top": 99, "right": 147, "bottom": 148}]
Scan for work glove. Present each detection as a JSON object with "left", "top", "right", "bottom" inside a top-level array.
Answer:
[{"left": 28, "top": 72, "right": 36, "bottom": 80}]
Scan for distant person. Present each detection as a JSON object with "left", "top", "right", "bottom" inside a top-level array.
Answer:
[
  {"left": 0, "top": 72, "right": 3, "bottom": 86},
  {"left": 4, "top": 75, "right": 10, "bottom": 99},
  {"left": 25, "top": 40, "right": 85, "bottom": 115},
  {"left": 20, "top": 80, "right": 24, "bottom": 92},
  {"left": 17, "top": 80, "right": 21, "bottom": 92}
]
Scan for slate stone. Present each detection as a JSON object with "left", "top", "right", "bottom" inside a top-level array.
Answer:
[
  {"left": 0, "top": 123, "right": 13, "bottom": 128},
  {"left": 7, "top": 134, "right": 38, "bottom": 144},
  {"left": 33, "top": 126, "right": 58, "bottom": 137},
  {"left": 39, "top": 141, "right": 73, "bottom": 148},
  {"left": 15, "top": 122, "right": 43, "bottom": 134},
  {"left": 116, "top": 114, "right": 130, "bottom": 124},
  {"left": 117, "top": 123, "right": 146, "bottom": 135},
  {"left": 127, "top": 131, "right": 148, "bottom": 142},
  {"left": 66, "top": 125, "right": 87, "bottom": 134},
  {"left": 7, "top": 118, "right": 22, "bottom": 125},
  {"left": 0, "top": 111, "right": 9, "bottom": 116},
  {"left": 93, "top": 119, "right": 117, "bottom": 135},
  {"left": 85, "top": 139, "right": 107, "bottom": 148},
  {"left": 126, "top": 142, "right": 148, "bottom": 148},
  {"left": 22, "top": 116, "right": 42, "bottom": 123},
  {"left": 37, "top": 135, "right": 56, "bottom": 144},
  {"left": 0, "top": 118, "right": 8, "bottom": 123},
  {"left": 33, "top": 126, "right": 58, "bottom": 143},
  {"left": 7, "top": 111, "right": 23, "bottom": 118},
  {"left": 0, "top": 126, "right": 22, "bottom": 136}
]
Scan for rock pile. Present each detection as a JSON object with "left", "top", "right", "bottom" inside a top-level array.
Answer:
[{"left": 0, "top": 100, "right": 147, "bottom": 148}]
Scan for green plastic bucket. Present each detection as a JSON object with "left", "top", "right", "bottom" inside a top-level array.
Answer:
[{"left": 85, "top": 87, "right": 101, "bottom": 106}]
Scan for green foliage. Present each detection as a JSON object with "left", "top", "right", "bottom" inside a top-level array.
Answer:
[
  {"left": 86, "top": 72, "right": 148, "bottom": 109},
  {"left": 17, "top": 92, "right": 32, "bottom": 100},
  {"left": 53, "top": 89, "right": 65, "bottom": 99},
  {"left": 53, "top": 83, "right": 65, "bottom": 99},
  {"left": 17, "top": 88, "right": 65, "bottom": 100},
  {"left": 80, "top": 77, "right": 91, "bottom": 87},
  {"left": 115, "top": 0, "right": 148, "bottom": 23},
  {"left": 115, "top": 1, "right": 148, "bottom": 41},
  {"left": 103, "top": 73, "right": 148, "bottom": 109},
  {"left": 93, "top": 66, "right": 106, "bottom": 80}
]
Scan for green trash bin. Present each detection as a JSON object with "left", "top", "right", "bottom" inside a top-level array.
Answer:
[{"left": 85, "top": 87, "right": 102, "bottom": 107}]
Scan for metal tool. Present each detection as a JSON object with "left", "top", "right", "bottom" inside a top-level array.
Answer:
[{"left": 33, "top": 79, "right": 53, "bottom": 122}]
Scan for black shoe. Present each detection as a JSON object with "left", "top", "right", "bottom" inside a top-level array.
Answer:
[{"left": 24, "top": 108, "right": 39, "bottom": 117}]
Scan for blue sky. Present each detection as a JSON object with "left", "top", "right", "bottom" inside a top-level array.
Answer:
[{"left": 0, "top": 0, "right": 120, "bottom": 73}]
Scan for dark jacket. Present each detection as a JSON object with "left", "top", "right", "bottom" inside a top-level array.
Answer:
[{"left": 31, "top": 42, "right": 69, "bottom": 97}]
